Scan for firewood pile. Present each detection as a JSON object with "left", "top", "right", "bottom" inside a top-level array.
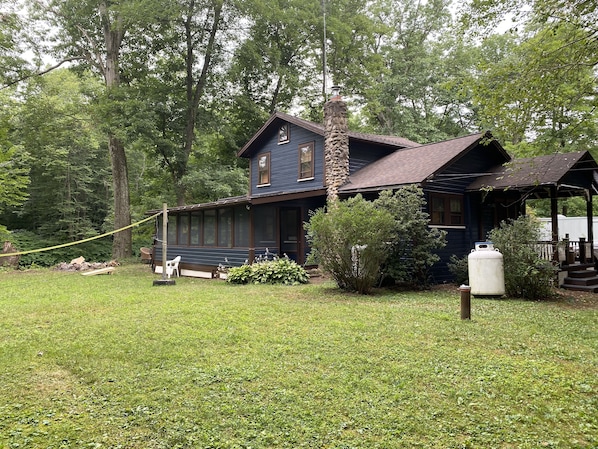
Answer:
[{"left": 54, "top": 256, "right": 119, "bottom": 272}]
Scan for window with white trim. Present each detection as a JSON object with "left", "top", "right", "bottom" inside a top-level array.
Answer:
[
  {"left": 298, "top": 142, "right": 314, "bottom": 180},
  {"left": 257, "top": 152, "right": 270, "bottom": 186},
  {"left": 278, "top": 124, "right": 289, "bottom": 144}
]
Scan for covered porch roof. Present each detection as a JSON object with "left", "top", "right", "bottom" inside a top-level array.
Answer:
[
  {"left": 467, "top": 151, "right": 598, "bottom": 244},
  {"left": 467, "top": 151, "right": 598, "bottom": 198}
]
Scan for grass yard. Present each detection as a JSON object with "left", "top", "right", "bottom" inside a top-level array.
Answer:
[{"left": 0, "top": 263, "right": 596, "bottom": 448}]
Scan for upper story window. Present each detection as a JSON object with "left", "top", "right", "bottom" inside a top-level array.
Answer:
[
  {"left": 278, "top": 124, "right": 290, "bottom": 144},
  {"left": 257, "top": 152, "right": 271, "bottom": 186},
  {"left": 430, "top": 193, "right": 464, "bottom": 226},
  {"left": 298, "top": 142, "right": 314, "bottom": 180}
]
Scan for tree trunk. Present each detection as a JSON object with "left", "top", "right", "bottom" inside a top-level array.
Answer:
[
  {"left": 101, "top": 1, "right": 132, "bottom": 258},
  {"left": 177, "top": 0, "right": 223, "bottom": 206},
  {"left": 109, "top": 135, "right": 132, "bottom": 258}
]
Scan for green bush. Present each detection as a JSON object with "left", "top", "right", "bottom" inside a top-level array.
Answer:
[
  {"left": 9, "top": 230, "right": 113, "bottom": 268},
  {"left": 374, "top": 187, "right": 446, "bottom": 287},
  {"left": 227, "top": 255, "right": 309, "bottom": 285},
  {"left": 305, "top": 195, "right": 396, "bottom": 294},
  {"left": 447, "top": 254, "right": 469, "bottom": 285},
  {"left": 488, "top": 215, "right": 558, "bottom": 300}
]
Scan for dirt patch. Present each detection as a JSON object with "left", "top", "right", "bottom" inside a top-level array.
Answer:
[
  {"left": 431, "top": 283, "right": 598, "bottom": 309},
  {"left": 551, "top": 289, "right": 598, "bottom": 309}
]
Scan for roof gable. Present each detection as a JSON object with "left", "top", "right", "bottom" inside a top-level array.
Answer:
[
  {"left": 339, "top": 131, "right": 509, "bottom": 193},
  {"left": 237, "top": 111, "right": 419, "bottom": 158}
]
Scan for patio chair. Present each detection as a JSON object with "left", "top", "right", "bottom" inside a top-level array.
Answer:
[
  {"left": 165, "top": 255, "right": 181, "bottom": 278},
  {"left": 140, "top": 247, "right": 153, "bottom": 264}
]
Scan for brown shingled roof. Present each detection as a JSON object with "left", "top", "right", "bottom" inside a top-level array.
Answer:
[
  {"left": 467, "top": 151, "right": 595, "bottom": 191},
  {"left": 339, "top": 132, "right": 490, "bottom": 193}
]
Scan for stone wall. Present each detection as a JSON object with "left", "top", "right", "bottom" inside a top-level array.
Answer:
[{"left": 323, "top": 98, "right": 349, "bottom": 201}]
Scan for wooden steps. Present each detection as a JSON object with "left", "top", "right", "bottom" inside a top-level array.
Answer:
[{"left": 561, "top": 264, "right": 598, "bottom": 293}]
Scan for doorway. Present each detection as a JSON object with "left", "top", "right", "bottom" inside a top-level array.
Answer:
[{"left": 280, "top": 207, "right": 302, "bottom": 263}]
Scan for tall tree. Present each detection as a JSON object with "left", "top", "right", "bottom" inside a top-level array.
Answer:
[
  {"left": 0, "top": 3, "right": 31, "bottom": 87},
  {"left": 9, "top": 70, "right": 110, "bottom": 239},
  {"left": 230, "top": 0, "right": 321, "bottom": 115},
  {"left": 40, "top": 0, "right": 167, "bottom": 257},
  {"left": 461, "top": 1, "right": 598, "bottom": 155},
  {"left": 0, "top": 91, "right": 30, "bottom": 213},
  {"left": 324, "top": 0, "right": 474, "bottom": 142},
  {"left": 138, "top": 0, "right": 237, "bottom": 206}
]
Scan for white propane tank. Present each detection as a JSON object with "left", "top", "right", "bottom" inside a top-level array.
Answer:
[{"left": 468, "top": 242, "right": 505, "bottom": 297}]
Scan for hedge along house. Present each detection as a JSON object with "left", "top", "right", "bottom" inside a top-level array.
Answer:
[{"left": 151, "top": 93, "right": 598, "bottom": 283}]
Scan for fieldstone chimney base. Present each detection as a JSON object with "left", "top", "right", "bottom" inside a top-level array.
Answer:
[{"left": 324, "top": 99, "right": 349, "bottom": 202}]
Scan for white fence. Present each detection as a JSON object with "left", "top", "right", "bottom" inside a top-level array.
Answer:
[{"left": 538, "top": 215, "right": 598, "bottom": 241}]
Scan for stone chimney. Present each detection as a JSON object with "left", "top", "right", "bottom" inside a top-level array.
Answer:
[{"left": 324, "top": 87, "right": 349, "bottom": 202}]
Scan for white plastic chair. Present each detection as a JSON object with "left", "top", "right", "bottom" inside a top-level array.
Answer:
[{"left": 165, "top": 255, "right": 181, "bottom": 278}]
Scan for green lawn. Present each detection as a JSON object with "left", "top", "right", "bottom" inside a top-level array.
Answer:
[{"left": 0, "top": 264, "right": 596, "bottom": 448}]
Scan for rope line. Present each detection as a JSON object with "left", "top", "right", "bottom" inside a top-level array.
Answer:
[{"left": 0, "top": 212, "right": 162, "bottom": 258}]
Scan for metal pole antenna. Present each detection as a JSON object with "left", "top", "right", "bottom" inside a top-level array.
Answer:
[
  {"left": 162, "top": 202, "right": 167, "bottom": 280},
  {"left": 322, "top": 0, "right": 327, "bottom": 100}
]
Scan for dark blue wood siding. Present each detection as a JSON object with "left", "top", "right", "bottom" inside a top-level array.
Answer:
[
  {"left": 422, "top": 142, "right": 509, "bottom": 282},
  {"left": 424, "top": 142, "right": 509, "bottom": 195},
  {"left": 154, "top": 246, "right": 250, "bottom": 268},
  {"left": 250, "top": 124, "right": 325, "bottom": 196},
  {"left": 349, "top": 142, "right": 396, "bottom": 174}
]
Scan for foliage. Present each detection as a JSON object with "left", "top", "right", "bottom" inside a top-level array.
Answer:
[
  {"left": 0, "top": 91, "right": 30, "bottom": 213},
  {"left": 0, "top": 265, "right": 596, "bottom": 447},
  {"left": 526, "top": 196, "right": 598, "bottom": 218},
  {"left": 374, "top": 187, "right": 447, "bottom": 288},
  {"left": 0, "top": 4, "right": 35, "bottom": 88},
  {"left": 8, "top": 230, "right": 112, "bottom": 268},
  {"left": 469, "top": 27, "right": 598, "bottom": 155},
  {"left": 359, "top": 0, "right": 474, "bottom": 142},
  {"left": 305, "top": 195, "right": 396, "bottom": 294},
  {"left": 230, "top": 0, "right": 321, "bottom": 115},
  {"left": 0, "top": 224, "right": 9, "bottom": 242},
  {"left": 447, "top": 253, "right": 469, "bottom": 285},
  {"left": 488, "top": 215, "right": 558, "bottom": 299},
  {"left": 461, "top": 0, "right": 598, "bottom": 156},
  {"left": 226, "top": 254, "right": 309, "bottom": 285},
  {"left": 6, "top": 70, "right": 110, "bottom": 241}
]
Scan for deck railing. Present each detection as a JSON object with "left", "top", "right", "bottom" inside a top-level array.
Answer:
[{"left": 534, "top": 238, "right": 594, "bottom": 265}]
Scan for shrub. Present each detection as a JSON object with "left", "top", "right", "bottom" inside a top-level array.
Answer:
[
  {"left": 447, "top": 254, "right": 469, "bottom": 285},
  {"left": 488, "top": 215, "right": 557, "bottom": 300},
  {"left": 8, "top": 230, "right": 113, "bottom": 268},
  {"left": 305, "top": 195, "right": 396, "bottom": 294},
  {"left": 227, "top": 255, "right": 309, "bottom": 285},
  {"left": 373, "top": 187, "right": 446, "bottom": 288}
]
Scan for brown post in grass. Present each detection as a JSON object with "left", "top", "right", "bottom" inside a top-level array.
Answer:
[{"left": 459, "top": 285, "right": 471, "bottom": 320}]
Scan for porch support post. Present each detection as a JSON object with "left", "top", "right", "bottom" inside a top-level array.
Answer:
[
  {"left": 586, "top": 189, "right": 594, "bottom": 267},
  {"left": 586, "top": 189, "right": 594, "bottom": 244},
  {"left": 248, "top": 204, "right": 255, "bottom": 263},
  {"left": 550, "top": 186, "right": 559, "bottom": 261}
]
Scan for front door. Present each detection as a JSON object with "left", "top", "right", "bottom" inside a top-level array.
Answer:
[{"left": 280, "top": 207, "right": 302, "bottom": 263}]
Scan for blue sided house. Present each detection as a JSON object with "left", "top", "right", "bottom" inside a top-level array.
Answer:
[{"left": 151, "top": 94, "right": 598, "bottom": 284}]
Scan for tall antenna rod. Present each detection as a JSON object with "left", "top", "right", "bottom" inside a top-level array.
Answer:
[{"left": 322, "top": 0, "right": 328, "bottom": 101}]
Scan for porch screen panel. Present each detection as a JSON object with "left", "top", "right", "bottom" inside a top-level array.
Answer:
[
  {"left": 167, "top": 215, "right": 178, "bottom": 244},
  {"left": 218, "top": 208, "right": 233, "bottom": 247},
  {"left": 190, "top": 212, "right": 201, "bottom": 246},
  {"left": 234, "top": 206, "right": 250, "bottom": 247},
  {"left": 204, "top": 210, "right": 216, "bottom": 246},
  {"left": 178, "top": 214, "right": 190, "bottom": 245},
  {"left": 254, "top": 206, "right": 276, "bottom": 247}
]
